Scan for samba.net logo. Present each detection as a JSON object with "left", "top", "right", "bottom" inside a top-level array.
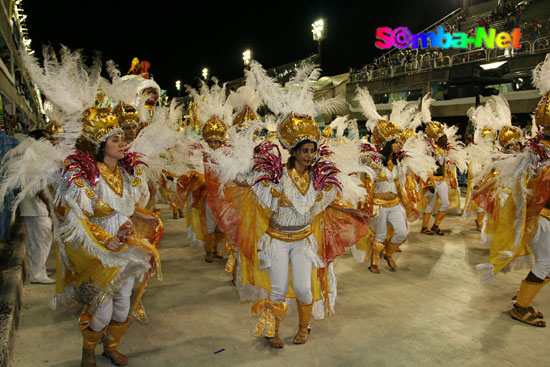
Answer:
[{"left": 375, "top": 26, "right": 522, "bottom": 50}]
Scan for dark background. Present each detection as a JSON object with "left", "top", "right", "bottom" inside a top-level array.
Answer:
[{"left": 24, "top": 0, "right": 461, "bottom": 95}]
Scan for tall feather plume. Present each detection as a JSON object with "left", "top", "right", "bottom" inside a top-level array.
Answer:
[
  {"left": 21, "top": 45, "right": 101, "bottom": 117},
  {"left": 329, "top": 116, "right": 348, "bottom": 138},
  {"left": 533, "top": 52, "right": 550, "bottom": 96},
  {"left": 248, "top": 60, "right": 344, "bottom": 119},
  {"left": 485, "top": 95, "right": 511, "bottom": 129},
  {"left": 186, "top": 78, "right": 232, "bottom": 127},
  {"left": 420, "top": 93, "right": 434, "bottom": 123},
  {"left": 354, "top": 86, "right": 382, "bottom": 132},
  {"left": 226, "top": 85, "right": 263, "bottom": 116},
  {"left": 390, "top": 100, "right": 418, "bottom": 130},
  {"left": 99, "top": 60, "right": 139, "bottom": 106}
]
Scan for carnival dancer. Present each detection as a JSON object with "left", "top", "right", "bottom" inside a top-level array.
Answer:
[
  {"left": 114, "top": 103, "right": 140, "bottom": 145},
  {"left": 418, "top": 95, "right": 467, "bottom": 235},
  {"left": 204, "top": 61, "right": 371, "bottom": 348},
  {"left": 474, "top": 54, "right": 550, "bottom": 327},
  {"left": 463, "top": 96, "right": 519, "bottom": 239},
  {"left": 3, "top": 48, "right": 167, "bottom": 367},
  {"left": 184, "top": 79, "right": 233, "bottom": 262},
  {"left": 352, "top": 89, "right": 435, "bottom": 272}
]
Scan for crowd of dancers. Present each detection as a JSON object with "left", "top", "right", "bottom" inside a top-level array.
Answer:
[{"left": 1, "top": 47, "right": 550, "bottom": 366}]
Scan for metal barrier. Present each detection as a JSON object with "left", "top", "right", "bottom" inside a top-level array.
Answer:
[
  {"left": 450, "top": 49, "right": 488, "bottom": 65},
  {"left": 533, "top": 37, "right": 550, "bottom": 53}
]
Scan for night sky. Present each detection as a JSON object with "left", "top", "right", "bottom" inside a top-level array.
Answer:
[{"left": 24, "top": 0, "right": 461, "bottom": 96}]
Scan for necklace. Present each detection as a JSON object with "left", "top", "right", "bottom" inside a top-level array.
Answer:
[
  {"left": 288, "top": 167, "right": 310, "bottom": 196},
  {"left": 97, "top": 162, "right": 124, "bottom": 197}
]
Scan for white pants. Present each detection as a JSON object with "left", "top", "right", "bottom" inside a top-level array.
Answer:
[
  {"left": 23, "top": 216, "right": 53, "bottom": 282},
  {"left": 90, "top": 275, "right": 135, "bottom": 331},
  {"left": 373, "top": 205, "right": 408, "bottom": 244},
  {"left": 425, "top": 180, "right": 450, "bottom": 214},
  {"left": 269, "top": 240, "right": 313, "bottom": 305},
  {"left": 530, "top": 216, "right": 550, "bottom": 280}
]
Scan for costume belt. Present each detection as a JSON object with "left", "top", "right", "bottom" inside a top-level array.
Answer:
[
  {"left": 432, "top": 175, "right": 444, "bottom": 182},
  {"left": 266, "top": 225, "right": 312, "bottom": 242},
  {"left": 373, "top": 196, "right": 400, "bottom": 207},
  {"left": 540, "top": 207, "right": 550, "bottom": 221}
]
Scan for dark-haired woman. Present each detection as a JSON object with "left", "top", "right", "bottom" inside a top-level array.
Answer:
[
  {"left": 54, "top": 109, "right": 162, "bottom": 367},
  {"left": 357, "top": 123, "right": 419, "bottom": 274},
  {"left": 205, "top": 114, "right": 370, "bottom": 348}
]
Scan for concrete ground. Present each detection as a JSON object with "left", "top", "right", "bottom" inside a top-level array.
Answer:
[{"left": 11, "top": 203, "right": 550, "bottom": 367}]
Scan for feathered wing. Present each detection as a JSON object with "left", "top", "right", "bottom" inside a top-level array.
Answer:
[
  {"left": 445, "top": 125, "right": 468, "bottom": 173},
  {"left": 208, "top": 122, "right": 262, "bottom": 185},
  {"left": 402, "top": 134, "right": 437, "bottom": 181},
  {"left": 0, "top": 137, "right": 64, "bottom": 222},
  {"left": 533, "top": 52, "right": 550, "bottom": 96}
]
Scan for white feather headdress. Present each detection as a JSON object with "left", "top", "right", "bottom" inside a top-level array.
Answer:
[
  {"left": 186, "top": 78, "right": 233, "bottom": 127},
  {"left": 354, "top": 86, "right": 384, "bottom": 132},
  {"left": 247, "top": 60, "right": 344, "bottom": 120},
  {"left": 533, "top": 52, "right": 550, "bottom": 97}
]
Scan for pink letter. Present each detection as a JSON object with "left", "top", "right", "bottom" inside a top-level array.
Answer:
[{"left": 375, "top": 27, "right": 394, "bottom": 49}]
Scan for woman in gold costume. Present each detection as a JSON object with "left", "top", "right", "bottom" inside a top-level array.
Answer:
[{"left": 16, "top": 47, "right": 163, "bottom": 367}]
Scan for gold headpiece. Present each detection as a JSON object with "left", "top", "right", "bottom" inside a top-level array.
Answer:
[
  {"left": 321, "top": 127, "right": 334, "bottom": 140},
  {"left": 400, "top": 128, "right": 415, "bottom": 143},
  {"left": 498, "top": 125, "right": 522, "bottom": 148},
  {"left": 277, "top": 113, "right": 320, "bottom": 150},
  {"left": 233, "top": 105, "right": 258, "bottom": 127},
  {"left": 426, "top": 121, "right": 446, "bottom": 140},
  {"left": 372, "top": 120, "right": 402, "bottom": 147},
  {"left": 45, "top": 121, "right": 63, "bottom": 134},
  {"left": 113, "top": 103, "right": 139, "bottom": 128},
  {"left": 480, "top": 126, "right": 497, "bottom": 140},
  {"left": 535, "top": 92, "right": 550, "bottom": 133},
  {"left": 81, "top": 107, "right": 122, "bottom": 146},
  {"left": 201, "top": 116, "right": 227, "bottom": 142}
]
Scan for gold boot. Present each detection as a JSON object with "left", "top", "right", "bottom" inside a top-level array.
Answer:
[
  {"left": 205, "top": 234, "right": 215, "bottom": 262},
  {"left": 431, "top": 211, "right": 448, "bottom": 236},
  {"left": 369, "top": 240, "right": 384, "bottom": 274},
  {"left": 421, "top": 213, "right": 433, "bottom": 235},
  {"left": 475, "top": 211, "right": 485, "bottom": 231},
  {"left": 81, "top": 326, "right": 105, "bottom": 367},
  {"left": 266, "top": 317, "right": 284, "bottom": 348},
  {"left": 293, "top": 301, "right": 313, "bottom": 344},
  {"left": 384, "top": 240, "right": 403, "bottom": 271},
  {"left": 103, "top": 317, "right": 131, "bottom": 366},
  {"left": 509, "top": 279, "right": 547, "bottom": 327}
]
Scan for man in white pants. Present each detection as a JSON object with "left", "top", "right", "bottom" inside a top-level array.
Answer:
[{"left": 20, "top": 190, "right": 54, "bottom": 284}]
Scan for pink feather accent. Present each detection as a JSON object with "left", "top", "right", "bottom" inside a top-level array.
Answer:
[
  {"left": 252, "top": 142, "right": 283, "bottom": 185},
  {"left": 64, "top": 149, "right": 100, "bottom": 187},
  {"left": 312, "top": 158, "right": 342, "bottom": 191},
  {"left": 120, "top": 150, "right": 148, "bottom": 175}
]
